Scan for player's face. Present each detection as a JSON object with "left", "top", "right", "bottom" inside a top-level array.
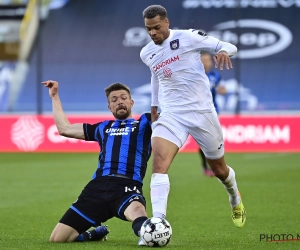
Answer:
[
  {"left": 201, "top": 54, "right": 213, "bottom": 73},
  {"left": 144, "top": 15, "right": 170, "bottom": 44},
  {"left": 108, "top": 90, "right": 134, "bottom": 120}
]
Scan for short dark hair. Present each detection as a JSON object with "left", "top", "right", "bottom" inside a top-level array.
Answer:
[
  {"left": 105, "top": 82, "right": 131, "bottom": 99},
  {"left": 143, "top": 5, "right": 167, "bottom": 19}
]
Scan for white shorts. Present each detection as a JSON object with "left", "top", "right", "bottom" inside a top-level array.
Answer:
[{"left": 151, "top": 111, "right": 224, "bottom": 160}]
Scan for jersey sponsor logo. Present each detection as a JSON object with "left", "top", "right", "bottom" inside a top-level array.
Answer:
[
  {"left": 182, "top": 0, "right": 300, "bottom": 9},
  {"left": 209, "top": 19, "right": 292, "bottom": 59},
  {"left": 170, "top": 39, "right": 180, "bottom": 50},
  {"left": 105, "top": 126, "right": 136, "bottom": 136},
  {"left": 163, "top": 67, "right": 173, "bottom": 78},
  {"left": 153, "top": 55, "right": 180, "bottom": 72}
]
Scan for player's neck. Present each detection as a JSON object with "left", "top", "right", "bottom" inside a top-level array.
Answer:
[{"left": 159, "top": 29, "right": 171, "bottom": 45}]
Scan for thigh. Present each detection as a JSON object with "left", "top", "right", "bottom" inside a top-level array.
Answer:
[
  {"left": 189, "top": 111, "right": 224, "bottom": 160},
  {"left": 70, "top": 179, "right": 114, "bottom": 226},
  {"left": 58, "top": 208, "right": 93, "bottom": 234},
  {"left": 152, "top": 113, "right": 189, "bottom": 148},
  {"left": 50, "top": 222, "right": 79, "bottom": 242},
  {"left": 113, "top": 179, "right": 146, "bottom": 221},
  {"left": 151, "top": 125, "right": 180, "bottom": 173},
  {"left": 124, "top": 201, "right": 147, "bottom": 222}
]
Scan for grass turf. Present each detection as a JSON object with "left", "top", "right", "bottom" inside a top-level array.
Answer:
[{"left": 0, "top": 152, "right": 299, "bottom": 249}]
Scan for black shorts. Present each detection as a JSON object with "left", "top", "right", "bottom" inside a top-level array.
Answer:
[{"left": 59, "top": 176, "right": 146, "bottom": 232}]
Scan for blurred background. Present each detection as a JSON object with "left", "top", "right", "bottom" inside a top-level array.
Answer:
[
  {"left": 0, "top": 0, "right": 299, "bottom": 114},
  {"left": 0, "top": 0, "right": 299, "bottom": 152},
  {"left": 1, "top": 2, "right": 299, "bottom": 248}
]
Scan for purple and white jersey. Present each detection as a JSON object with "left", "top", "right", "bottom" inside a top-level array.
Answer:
[{"left": 140, "top": 29, "right": 237, "bottom": 113}]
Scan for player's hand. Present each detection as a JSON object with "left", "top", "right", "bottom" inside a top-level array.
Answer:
[
  {"left": 42, "top": 80, "right": 59, "bottom": 98},
  {"left": 214, "top": 51, "right": 233, "bottom": 70}
]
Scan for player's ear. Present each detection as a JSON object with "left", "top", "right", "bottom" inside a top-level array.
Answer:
[
  {"left": 108, "top": 104, "right": 112, "bottom": 112},
  {"left": 131, "top": 99, "right": 134, "bottom": 107},
  {"left": 165, "top": 18, "right": 169, "bottom": 26}
]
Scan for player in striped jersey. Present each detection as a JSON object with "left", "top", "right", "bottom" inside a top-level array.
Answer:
[{"left": 42, "top": 80, "right": 151, "bottom": 244}]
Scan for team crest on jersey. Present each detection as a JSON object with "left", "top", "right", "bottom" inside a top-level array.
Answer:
[{"left": 170, "top": 39, "right": 179, "bottom": 50}]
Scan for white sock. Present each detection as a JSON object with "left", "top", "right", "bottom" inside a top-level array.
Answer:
[
  {"left": 150, "top": 173, "right": 170, "bottom": 218},
  {"left": 218, "top": 166, "right": 241, "bottom": 208}
]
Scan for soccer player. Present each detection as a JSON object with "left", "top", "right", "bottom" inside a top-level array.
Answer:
[
  {"left": 42, "top": 80, "right": 152, "bottom": 244},
  {"left": 199, "top": 52, "right": 227, "bottom": 177},
  {"left": 140, "top": 5, "right": 246, "bottom": 228}
]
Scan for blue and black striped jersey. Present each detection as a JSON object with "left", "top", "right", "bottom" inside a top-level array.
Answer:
[{"left": 83, "top": 113, "right": 152, "bottom": 184}]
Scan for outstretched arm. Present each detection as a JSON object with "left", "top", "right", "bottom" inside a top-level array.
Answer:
[
  {"left": 42, "top": 80, "right": 85, "bottom": 140},
  {"left": 190, "top": 30, "right": 237, "bottom": 71}
]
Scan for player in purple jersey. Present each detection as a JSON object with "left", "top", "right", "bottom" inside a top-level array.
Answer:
[{"left": 140, "top": 5, "right": 246, "bottom": 229}]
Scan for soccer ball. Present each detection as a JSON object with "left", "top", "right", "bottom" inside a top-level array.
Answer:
[{"left": 140, "top": 217, "right": 172, "bottom": 247}]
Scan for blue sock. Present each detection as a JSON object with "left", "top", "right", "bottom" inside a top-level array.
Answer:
[
  {"left": 74, "top": 226, "right": 108, "bottom": 242},
  {"left": 75, "top": 234, "right": 84, "bottom": 242}
]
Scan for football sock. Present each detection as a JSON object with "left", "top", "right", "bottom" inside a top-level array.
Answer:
[
  {"left": 75, "top": 226, "right": 108, "bottom": 242},
  {"left": 199, "top": 148, "right": 207, "bottom": 169},
  {"left": 150, "top": 173, "right": 170, "bottom": 218},
  {"left": 132, "top": 216, "right": 148, "bottom": 237},
  {"left": 218, "top": 166, "right": 241, "bottom": 208}
]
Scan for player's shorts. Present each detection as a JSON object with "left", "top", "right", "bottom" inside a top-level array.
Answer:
[
  {"left": 59, "top": 176, "right": 146, "bottom": 232},
  {"left": 152, "top": 110, "right": 224, "bottom": 160}
]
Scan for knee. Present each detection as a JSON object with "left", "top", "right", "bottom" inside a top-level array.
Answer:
[
  {"left": 49, "top": 232, "right": 70, "bottom": 243},
  {"left": 125, "top": 201, "right": 147, "bottom": 221},
  {"left": 49, "top": 223, "right": 77, "bottom": 243},
  {"left": 152, "top": 155, "right": 168, "bottom": 173},
  {"left": 211, "top": 164, "right": 229, "bottom": 180},
  {"left": 132, "top": 202, "right": 146, "bottom": 214},
  {"left": 49, "top": 234, "right": 62, "bottom": 243}
]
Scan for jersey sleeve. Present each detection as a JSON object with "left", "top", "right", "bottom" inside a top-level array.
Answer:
[
  {"left": 83, "top": 123, "right": 101, "bottom": 141},
  {"left": 189, "top": 29, "right": 237, "bottom": 56},
  {"left": 143, "top": 113, "right": 152, "bottom": 125},
  {"left": 140, "top": 46, "right": 159, "bottom": 107},
  {"left": 151, "top": 71, "right": 159, "bottom": 107},
  {"left": 140, "top": 47, "right": 148, "bottom": 65}
]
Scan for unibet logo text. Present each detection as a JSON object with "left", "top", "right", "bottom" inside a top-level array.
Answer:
[
  {"left": 153, "top": 56, "right": 179, "bottom": 72},
  {"left": 106, "top": 127, "right": 136, "bottom": 136}
]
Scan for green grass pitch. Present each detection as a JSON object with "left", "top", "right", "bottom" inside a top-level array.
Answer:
[{"left": 0, "top": 152, "right": 299, "bottom": 249}]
